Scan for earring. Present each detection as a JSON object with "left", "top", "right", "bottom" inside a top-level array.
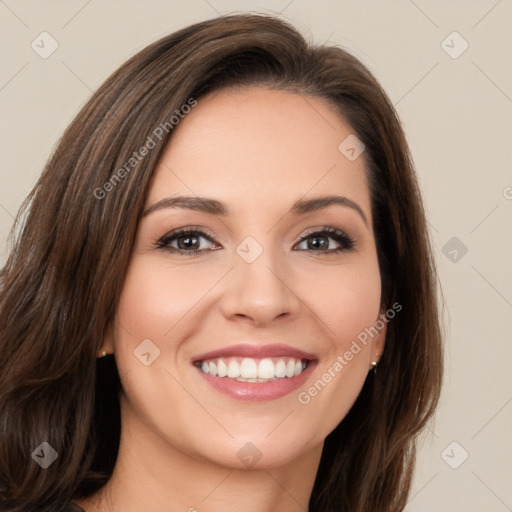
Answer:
[
  {"left": 371, "top": 354, "right": 379, "bottom": 374},
  {"left": 97, "top": 350, "right": 109, "bottom": 358}
]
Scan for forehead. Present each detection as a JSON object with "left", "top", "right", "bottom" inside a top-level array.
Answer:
[{"left": 146, "top": 87, "right": 371, "bottom": 220}]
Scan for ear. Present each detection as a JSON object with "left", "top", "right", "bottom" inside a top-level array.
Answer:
[
  {"left": 369, "top": 309, "right": 387, "bottom": 369},
  {"left": 98, "top": 321, "right": 115, "bottom": 356}
]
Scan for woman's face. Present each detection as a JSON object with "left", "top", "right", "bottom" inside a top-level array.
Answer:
[{"left": 107, "top": 86, "right": 385, "bottom": 469}]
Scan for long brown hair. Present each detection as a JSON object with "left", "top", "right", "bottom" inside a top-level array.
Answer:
[{"left": 0, "top": 13, "right": 443, "bottom": 512}]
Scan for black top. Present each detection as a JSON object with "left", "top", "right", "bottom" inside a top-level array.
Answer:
[{"left": 23, "top": 502, "right": 84, "bottom": 511}]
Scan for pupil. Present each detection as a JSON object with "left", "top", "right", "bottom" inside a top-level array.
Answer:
[
  {"left": 179, "top": 236, "right": 199, "bottom": 250},
  {"left": 309, "top": 236, "right": 327, "bottom": 250}
]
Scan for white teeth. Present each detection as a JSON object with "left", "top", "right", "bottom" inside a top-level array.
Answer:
[
  {"left": 198, "top": 356, "right": 309, "bottom": 380},
  {"left": 257, "top": 358, "right": 275, "bottom": 379},
  {"left": 240, "top": 358, "right": 258, "bottom": 378},
  {"left": 227, "top": 360, "right": 240, "bottom": 378},
  {"left": 237, "top": 377, "right": 276, "bottom": 382},
  {"left": 217, "top": 359, "right": 227, "bottom": 377},
  {"left": 286, "top": 360, "right": 295, "bottom": 378},
  {"left": 275, "top": 359, "right": 286, "bottom": 378}
]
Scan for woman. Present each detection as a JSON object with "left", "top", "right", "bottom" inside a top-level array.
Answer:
[{"left": 0, "top": 13, "right": 443, "bottom": 512}]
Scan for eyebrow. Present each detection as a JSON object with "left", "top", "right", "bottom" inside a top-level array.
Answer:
[{"left": 142, "top": 194, "right": 368, "bottom": 225}]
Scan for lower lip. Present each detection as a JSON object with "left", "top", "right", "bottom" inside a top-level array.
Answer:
[{"left": 196, "top": 362, "right": 317, "bottom": 401}]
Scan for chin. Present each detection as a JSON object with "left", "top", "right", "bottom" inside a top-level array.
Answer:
[{"left": 184, "top": 428, "right": 322, "bottom": 471}]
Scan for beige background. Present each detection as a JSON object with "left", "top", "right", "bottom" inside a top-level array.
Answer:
[{"left": 1, "top": 1, "right": 511, "bottom": 510}]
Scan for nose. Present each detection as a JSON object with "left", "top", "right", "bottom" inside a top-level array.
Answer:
[{"left": 220, "top": 247, "right": 300, "bottom": 326}]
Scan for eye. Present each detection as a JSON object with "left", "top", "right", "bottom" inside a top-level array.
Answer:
[
  {"left": 156, "top": 228, "right": 219, "bottom": 255},
  {"left": 294, "top": 227, "right": 355, "bottom": 253},
  {"left": 156, "top": 226, "right": 355, "bottom": 256}
]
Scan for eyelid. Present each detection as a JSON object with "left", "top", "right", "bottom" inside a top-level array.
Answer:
[
  {"left": 156, "top": 226, "right": 220, "bottom": 249},
  {"left": 295, "top": 226, "right": 355, "bottom": 251},
  {"left": 156, "top": 225, "right": 355, "bottom": 253}
]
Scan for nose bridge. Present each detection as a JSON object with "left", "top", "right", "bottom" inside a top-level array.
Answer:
[{"left": 220, "top": 234, "right": 298, "bottom": 324}]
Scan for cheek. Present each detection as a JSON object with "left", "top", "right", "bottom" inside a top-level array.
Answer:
[
  {"left": 116, "top": 248, "right": 382, "bottom": 359},
  {"left": 111, "top": 258, "right": 211, "bottom": 429},
  {"left": 115, "top": 257, "right": 214, "bottom": 342},
  {"left": 332, "top": 274, "right": 382, "bottom": 350},
  {"left": 293, "top": 259, "right": 382, "bottom": 437},
  {"left": 298, "top": 255, "right": 383, "bottom": 351}
]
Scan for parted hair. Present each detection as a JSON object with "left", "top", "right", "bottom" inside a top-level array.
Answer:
[{"left": 0, "top": 13, "right": 443, "bottom": 512}]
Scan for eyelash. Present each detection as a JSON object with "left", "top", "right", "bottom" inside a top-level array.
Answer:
[{"left": 156, "top": 226, "right": 355, "bottom": 256}]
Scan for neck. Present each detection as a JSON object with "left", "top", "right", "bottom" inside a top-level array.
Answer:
[{"left": 75, "top": 401, "right": 322, "bottom": 512}]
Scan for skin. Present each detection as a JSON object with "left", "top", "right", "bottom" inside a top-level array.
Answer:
[{"left": 76, "top": 86, "right": 386, "bottom": 512}]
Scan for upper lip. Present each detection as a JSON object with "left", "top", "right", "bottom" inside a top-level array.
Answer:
[{"left": 192, "top": 343, "right": 317, "bottom": 363}]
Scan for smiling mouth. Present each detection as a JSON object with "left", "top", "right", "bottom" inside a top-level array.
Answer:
[
  {"left": 192, "top": 343, "right": 317, "bottom": 400},
  {"left": 195, "top": 356, "right": 310, "bottom": 383}
]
